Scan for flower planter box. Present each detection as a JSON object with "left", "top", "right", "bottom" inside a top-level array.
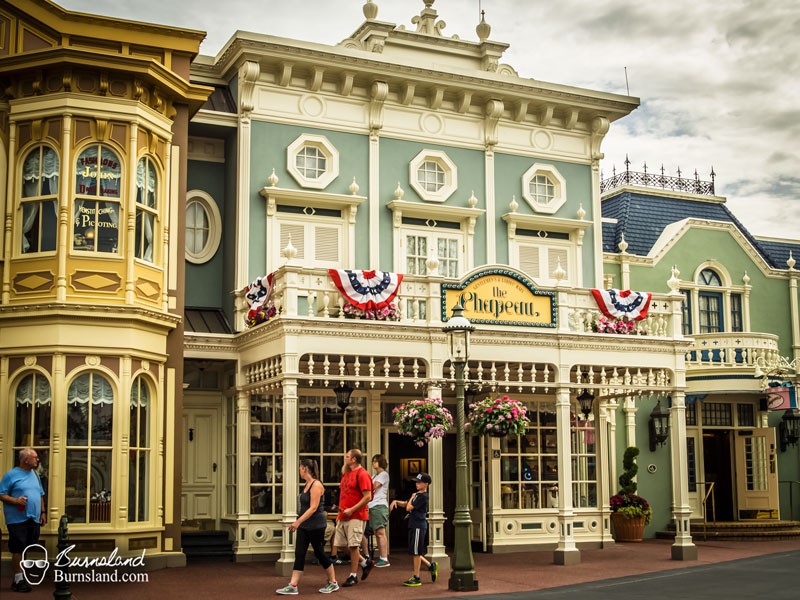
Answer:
[{"left": 611, "top": 512, "right": 645, "bottom": 542}]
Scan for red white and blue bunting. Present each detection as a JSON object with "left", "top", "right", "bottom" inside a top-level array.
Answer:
[
  {"left": 244, "top": 272, "right": 274, "bottom": 320},
  {"left": 590, "top": 288, "right": 652, "bottom": 321},
  {"left": 328, "top": 269, "right": 403, "bottom": 311}
]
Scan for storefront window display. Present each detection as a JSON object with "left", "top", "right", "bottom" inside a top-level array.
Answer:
[{"left": 250, "top": 394, "right": 283, "bottom": 515}]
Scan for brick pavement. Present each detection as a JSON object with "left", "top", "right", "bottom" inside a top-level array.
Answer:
[{"left": 4, "top": 538, "right": 799, "bottom": 599}]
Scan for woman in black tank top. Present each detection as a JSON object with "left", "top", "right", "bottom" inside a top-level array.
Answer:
[{"left": 276, "top": 459, "right": 339, "bottom": 595}]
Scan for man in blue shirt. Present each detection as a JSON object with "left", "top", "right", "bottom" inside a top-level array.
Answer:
[{"left": 0, "top": 448, "right": 46, "bottom": 593}]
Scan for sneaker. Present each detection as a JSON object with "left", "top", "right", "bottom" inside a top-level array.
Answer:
[
  {"left": 330, "top": 556, "right": 347, "bottom": 565},
  {"left": 319, "top": 581, "right": 339, "bottom": 594},
  {"left": 342, "top": 575, "right": 359, "bottom": 587},
  {"left": 11, "top": 579, "right": 32, "bottom": 593},
  {"left": 360, "top": 557, "right": 374, "bottom": 581},
  {"left": 402, "top": 576, "right": 422, "bottom": 587},
  {"left": 276, "top": 584, "right": 298, "bottom": 595},
  {"left": 428, "top": 561, "right": 439, "bottom": 583},
  {"left": 375, "top": 558, "right": 391, "bottom": 568}
]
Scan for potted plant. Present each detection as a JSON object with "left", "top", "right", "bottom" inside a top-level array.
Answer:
[
  {"left": 467, "top": 395, "right": 530, "bottom": 437},
  {"left": 609, "top": 446, "right": 652, "bottom": 542},
  {"left": 393, "top": 398, "right": 453, "bottom": 446}
]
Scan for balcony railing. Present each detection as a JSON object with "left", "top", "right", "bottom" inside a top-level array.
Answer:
[
  {"left": 601, "top": 163, "right": 715, "bottom": 196},
  {"left": 684, "top": 332, "right": 780, "bottom": 370},
  {"left": 234, "top": 265, "right": 684, "bottom": 341}
]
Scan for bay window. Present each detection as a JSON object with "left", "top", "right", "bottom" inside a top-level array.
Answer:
[
  {"left": 73, "top": 145, "right": 122, "bottom": 254},
  {"left": 20, "top": 146, "right": 58, "bottom": 254}
]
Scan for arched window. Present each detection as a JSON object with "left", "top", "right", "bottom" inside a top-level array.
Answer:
[
  {"left": 13, "top": 373, "right": 52, "bottom": 497},
  {"left": 129, "top": 376, "right": 151, "bottom": 522},
  {"left": 21, "top": 146, "right": 58, "bottom": 253},
  {"left": 66, "top": 372, "right": 114, "bottom": 523},
  {"left": 73, "top": 145, "right": 122, "bottom": 254},
  {"left": 135, "top": 157, "right": 158, "bottom": 262},
  {"left": 698, "top": 268, "right": 722, "bottom": 287}
]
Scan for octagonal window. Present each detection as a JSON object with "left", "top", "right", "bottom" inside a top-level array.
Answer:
[
  {"left": 287, "top": 134, "right": 339, "bottom": 190},
  {"left": 522, "top": 164, "right": 566, "bottom": 214},
  {"left": 409, "top": 150, "right": 457, "bottom": 202}
]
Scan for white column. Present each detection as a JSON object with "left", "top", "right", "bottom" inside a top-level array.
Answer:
[
  {"left": 788, "top": 271, "right": 799, "bottom": 361},
  {"left": 608, "top": 400, "right": 618, "bottom": 499},
  {"left": 590, "top": 157, "right": 603, "bottom": 287},
  {"left": 624, "top": 396, "right": 637, "bottom": 448},
  {"left": 597, "top": 400, "right": 614, "bottom": 545},
  {"left": 484, "top": 149, "right": 496, "bottom": 264},
  {"left": 276, "top": 377, "right": 299, "bottom": 576},
  {"left": 669, "top": 391, "right": 697, "bottom": 560},
  {"left": 235, "top": 390, "right": 251, "bottom": 521},
  {"left": 425, "top": 383, "right": 449, "bottom": 570},
  {"left": 369, "top": 133, "right": 380, "bottom": 268},
  {"left": 554, "top": 387, "right": 580, "bottom": 565}
]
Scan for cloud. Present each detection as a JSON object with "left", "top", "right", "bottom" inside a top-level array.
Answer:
[{"left": 55, "top": 0, "right": 799, "bottom": 240}]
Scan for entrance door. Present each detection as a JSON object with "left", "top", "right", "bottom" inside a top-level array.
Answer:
[
  {"left": 733, "top": 428, "right": 779, "bottom": 518},
  {"left": 702, "top": 431, "right": 733, "bottom": 521},
  {"left": 182, "top": 406, "right": 221, "bottom": 525}
]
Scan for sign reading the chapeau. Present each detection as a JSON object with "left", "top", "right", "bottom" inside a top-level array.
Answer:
[{"left": 442, "top": 269, "right": 556, "bottom": 327}]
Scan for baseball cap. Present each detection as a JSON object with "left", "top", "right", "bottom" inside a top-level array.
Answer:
[{"left": 413, "top": 472, "right": 432, "bottom": 484}]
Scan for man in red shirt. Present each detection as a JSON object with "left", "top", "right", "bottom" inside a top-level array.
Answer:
[{"left": 333, "top": 448, "right": 374, "bottom": 587}]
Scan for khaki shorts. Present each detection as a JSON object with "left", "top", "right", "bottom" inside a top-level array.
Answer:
[{"left": 333, "top": 518, "right": 366, "bottom": 548}]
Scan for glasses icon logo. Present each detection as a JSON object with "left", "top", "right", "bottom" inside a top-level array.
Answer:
[{"left": 20, "top": 544, "right": 49, "bottom": 586}]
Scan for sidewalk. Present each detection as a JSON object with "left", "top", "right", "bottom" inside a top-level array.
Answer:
[{"left": 5, "top": 539, "right": 799, "bottom": 599}]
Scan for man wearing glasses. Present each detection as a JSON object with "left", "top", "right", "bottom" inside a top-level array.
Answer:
[{"left": 0, "top": 448, "right": 47, "bottom": 593}]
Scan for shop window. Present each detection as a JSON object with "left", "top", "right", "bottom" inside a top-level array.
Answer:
[
  {"left": 73, "top": 145, "right": 122, "bottom": 254},
  {"left": 515, "top": 236, "right": 572, "bottom": 286},
  {"left": 570, "top": 415, "right": 597, "bottom": 508},
  {"left": 298, "top": 394, "right": 367, "bottom": 490},
  {"left": 226, "top": 396, "right": 237, "bottom": 516},
  {"left": 13, "top": 373, "right": 52, "bottom": 498},
  {"left": 128, "top": 376, "right": 150, "bottom": 522},
  {"left": 135, "top": 157, "right": 158, "bottom": 262},
  {"left": 20, "top": 145, "right": 58, "bottom": 254},
  {"left": 701, "top": 402, "right": 732, "bottom": 427},
  {"left": 500, "top": 401, "right": 559, "bottom": 510},
  {"left": 65, "top": 372, "right": 114, "bottom": 523},
  {"left": 250, "top": 394, "right": 284, "bottom": 515},
  {"left": 731, "top": 293, "right": 743, "bottom": 332},
  {"left": 681, "top": 290, "right": 692, "bottom": 336},
  {"left": 404, "top": 230, "right": 460, "bottom": 278},
  {"left": 686, "top": 437, "right": 697, "bottom": 493}
]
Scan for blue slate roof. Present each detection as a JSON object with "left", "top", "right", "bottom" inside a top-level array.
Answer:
[
  {"left": 601, "top": 190, "right": 788, "bottom": 269},
  {"left": 755, "top": 239, "right": 800, "bottom": 269}
]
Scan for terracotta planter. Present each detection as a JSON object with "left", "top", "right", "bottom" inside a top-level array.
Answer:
[{"left": 611, "top": 512, "right": 646, "bottom": 542}]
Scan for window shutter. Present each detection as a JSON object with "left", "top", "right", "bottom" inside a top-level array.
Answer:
[
  {"left": 279, "top": 223, "right": 305, "bottom": 259},
  {"left": 518, "top": 244, "right": 540, "bottom": 278},
  {"left": 547, "top": 248, "right": 569, "bottom": 279},
  {"left": 314, "top": 226, "right": 339, "bottom": 262}
]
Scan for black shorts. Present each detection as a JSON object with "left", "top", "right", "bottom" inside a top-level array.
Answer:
[
  {"left": 407, "top": 526, "right": 427, "bottom": 556},
  {"left": 6, "top": 519, "right": 40, "bottom": 554}
]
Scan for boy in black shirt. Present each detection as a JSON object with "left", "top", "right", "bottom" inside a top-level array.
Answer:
[{"left": 389, "top": 472, "right": 438, "bottom": 587}]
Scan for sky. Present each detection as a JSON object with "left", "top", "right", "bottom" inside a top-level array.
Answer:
[{"left": 57, "top": 0, "right": 800, "bottom": 243}]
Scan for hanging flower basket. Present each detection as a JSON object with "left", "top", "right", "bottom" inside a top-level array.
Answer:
[
  {"left": 393, "top": 398, "right": 453, "bottom": 447},
  {"left": 467, "top": 395, "right": 529, "bottom": 437},
  {"left": 342, "top": 301, "right": 400, "bottom": 321}
]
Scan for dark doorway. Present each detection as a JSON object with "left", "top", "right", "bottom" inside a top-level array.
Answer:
[
  {"left": 387, "top": 433, "right": 456, "bottom": 550},
  {"left": 702, "top": 430, "right": 734, "bottom": 521}
]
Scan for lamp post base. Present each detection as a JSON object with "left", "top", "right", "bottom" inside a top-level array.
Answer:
[{"left": 448, "top": 571, "right": 479, "bottom": 592}]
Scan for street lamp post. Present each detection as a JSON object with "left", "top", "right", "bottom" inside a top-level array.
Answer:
[{"left": 442, "top": 302, "right": 478, "bottom": 591}]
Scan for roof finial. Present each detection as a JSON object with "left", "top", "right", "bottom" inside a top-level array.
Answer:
[
  {"left": 363, "top": 0, "right": 378, "bottom": 20},
  {"left": 476, "top": 9, "right": 491, "bottom": 41}
]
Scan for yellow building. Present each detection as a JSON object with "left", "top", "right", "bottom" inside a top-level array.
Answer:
[{"left": 0, "top": 0, "right": 209, "bottom": 568}]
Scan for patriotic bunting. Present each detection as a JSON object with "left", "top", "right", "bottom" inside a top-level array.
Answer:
[
  {"left": 590, "top": 288, "right": 652, "bottom": 321},
  {"left": 328, "top": 269, "right": 403, "bottom": 311},
  {"left": 244, "top": 272, "right": 274, "bottom": 322}
]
